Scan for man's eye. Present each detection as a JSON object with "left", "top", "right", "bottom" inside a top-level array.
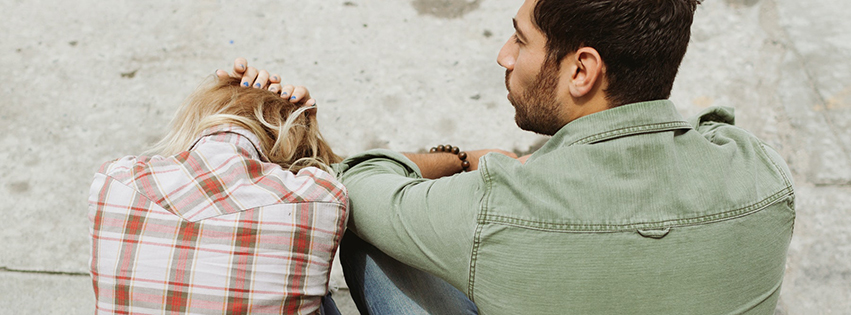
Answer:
[{"left": 513, "top": 34, "right": 522, "bottom": 44}]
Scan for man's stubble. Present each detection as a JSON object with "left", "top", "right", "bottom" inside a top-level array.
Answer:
[{"left": 505, "top": 61, "right": 564, "bottom": 136}]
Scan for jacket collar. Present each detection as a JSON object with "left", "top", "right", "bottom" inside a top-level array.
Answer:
[{"left": 536, "top": 100, "right": 692, "bottom": 154}]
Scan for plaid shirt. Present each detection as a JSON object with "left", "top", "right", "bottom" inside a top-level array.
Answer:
[{"left": 88, "top": 125, "right": 348, "bottom": 314}]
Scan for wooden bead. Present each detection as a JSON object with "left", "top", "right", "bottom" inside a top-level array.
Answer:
[
  {"left": 437, "top": 145, "right": 445, "bottom": 152},
  {"left": 429, "top": 147, "right": 438, "bottom": 153},
  {"left": 444, "top": 144, "right": 453, "bottom": 152},
  {"left": 461, "top": 160, "right": 471, "bottom": 169},
  {"left": 458, "top": 152, "right": 468, "bottom": 160},
  {"left": 451, "top": 147, "right": 460, "bottom": 154}
]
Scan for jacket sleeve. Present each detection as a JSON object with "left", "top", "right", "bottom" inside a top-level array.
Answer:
[{"left": 336, "top": 149, "right": 484, "bottom": 290}]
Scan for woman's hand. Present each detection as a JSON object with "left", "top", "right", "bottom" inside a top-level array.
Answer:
[{"left": 216, "top": 57, "right": 316, "bottom": 106}]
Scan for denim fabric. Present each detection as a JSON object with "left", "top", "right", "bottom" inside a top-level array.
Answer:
[
  {"left": 319, "top": 293, "right": 341, "bottom": 315},
  {"left": 336, "top": 100, "right": 795, "bottom": 314},
  {"left": 339, "top": 232, "right": 478, "bottom": 315}
]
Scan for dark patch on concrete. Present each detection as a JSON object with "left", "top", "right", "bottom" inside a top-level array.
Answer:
[
  {"left": 8, "top": 181, "right": 30, "bottom": 194},
  {"left": 725, "top": 0, "right": 760, "bottom": 8},
  {"left": 24, "top": 157, "right": 39, "bottom": 167},
  {"left": 343, "top": 1, "right": 357, "bottom": 6},
  {"left": 483, "top": 30, "right": 493, "bottom": 38},
  {"left": 470, "top": 94, "right": 481, "bottom": 100},
  {"left": 120, "top": 69, "right": 138, "bottom": 79},
  {"left": 145, "top": 134, "right": 162, "bottom": 147},
  {"left": 68, "top": 41, "right": 78, "bottom": 47},
  {"left": 382, "top": 95, "right": 401, "bottom": 112},
  {"left": 437, "top": 118, "right": 457, "bottom": 134},
  {"left": 366, "top": 138, "right": 390, "bottom": 150},
  {"left": 411, "top": 0, "right": 482, "bottom": 19}
]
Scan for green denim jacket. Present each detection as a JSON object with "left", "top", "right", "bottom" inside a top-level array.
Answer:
[{"left": 337, "top": 100, "right": 795, "bottom": 314}]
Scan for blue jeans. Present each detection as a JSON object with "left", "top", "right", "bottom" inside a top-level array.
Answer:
[
  {"left": 339, "top": 232, "right": 479, "bottom": 315},
  {"left": 320, "top": 292, "right": 342, "bottom": 315}
]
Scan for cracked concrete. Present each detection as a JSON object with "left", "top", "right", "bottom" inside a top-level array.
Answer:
[{"left": 1, "top": 0, "right": 849, "bottom": 314}]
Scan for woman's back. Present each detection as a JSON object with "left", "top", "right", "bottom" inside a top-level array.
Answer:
[{"left": 89, "top": 78, "right": 347, "bottom": 314}]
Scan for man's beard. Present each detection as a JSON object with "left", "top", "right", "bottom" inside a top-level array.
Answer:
[{"left": 505, "top": 62, "right": 564, "bottom": 136}]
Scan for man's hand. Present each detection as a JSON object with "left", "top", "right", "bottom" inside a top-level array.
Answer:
[{"left": 215, "top": 57, "right": 316, "bottom": 106}]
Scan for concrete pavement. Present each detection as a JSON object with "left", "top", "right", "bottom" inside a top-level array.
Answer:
[{"left": 1, "top": 0, "right": 849, "bottom": 313}]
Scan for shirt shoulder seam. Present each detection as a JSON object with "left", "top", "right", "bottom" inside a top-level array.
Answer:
[{"left": 99, "top": 173, "right": 347, "bottom": 220}]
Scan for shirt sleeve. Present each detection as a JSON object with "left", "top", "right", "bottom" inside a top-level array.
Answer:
[{"left": 336, "top": 149, "right": 484, "bottom": 290}]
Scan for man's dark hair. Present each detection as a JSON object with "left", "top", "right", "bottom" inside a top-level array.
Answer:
[{"left": 533, "top": 0, "right": 702, "bottom": 107}]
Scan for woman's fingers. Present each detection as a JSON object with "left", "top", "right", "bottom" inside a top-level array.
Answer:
[
  {"left": 268, "top": 83, "right": 283, "bottom": 95},
  {"left": 222, "top": 59, "right": 315, "bottom": 108},
  {"left": 240, "top": 67, "right": 258, "bottom": 87},
  {"left": 279, "top": 85, "right": 295, "bottom": 100},
  {"left": 231, "top": 57, "right": 248, "bottom": 78},
  {"left": 290, "top": 86, "right": 311, "bottom": 104},
  {"left": 216, "top": 69, "right": 230, "bottom": 81},
  {"left": 253, "top": 70, "right": 270, "bottom": 89}
]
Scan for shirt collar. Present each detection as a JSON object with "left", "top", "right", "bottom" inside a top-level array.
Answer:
[
  {"left": 545, "top": 99, "right": 692, "bottom": 148},
  {"left": 189, "top": 124, "right": 270, "bottom": 162}
]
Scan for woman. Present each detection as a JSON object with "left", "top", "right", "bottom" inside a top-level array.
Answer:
[{"left": 88, "top": 71, "right": 347, "bottom": 314}]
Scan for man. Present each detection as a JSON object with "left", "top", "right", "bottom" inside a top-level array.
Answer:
[{"left": 234, "top": 0, "right": 795, "bottom": 313}]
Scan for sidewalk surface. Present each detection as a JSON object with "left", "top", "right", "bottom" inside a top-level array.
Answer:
[{"left": 2, "top": 0, "right": 849, "bottom": 314}]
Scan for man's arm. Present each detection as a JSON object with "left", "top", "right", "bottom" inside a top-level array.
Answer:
[
  {"left": 404, "top": 149, "right": 518, "bottom": 179},
  {"left": 338, "top": 150, "right": 492, "bottom": 291}
]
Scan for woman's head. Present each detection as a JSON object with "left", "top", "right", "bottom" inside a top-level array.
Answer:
[{"left": 150, "top": 76, "right": 340, "bottom": 173}]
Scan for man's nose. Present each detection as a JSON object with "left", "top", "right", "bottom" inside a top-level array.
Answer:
[{"left": 497, "top": 39, "right": 516, "bottom": 70}]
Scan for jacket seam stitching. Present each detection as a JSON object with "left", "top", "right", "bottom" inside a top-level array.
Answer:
[
  {"left": 757, "top": 141, "right": 793, "bottom": 191},
  {"left": 482, "top": 186, "right": 792, "bottom": 232},
  {"left": 569, "top": 121, "right": 692, "bottom": 146},
  {"left": 757, "top": 141, "right": 796, "bottom": 219},
  {"left": 467, "top": 161, "right": 491, "bottom": 301}
]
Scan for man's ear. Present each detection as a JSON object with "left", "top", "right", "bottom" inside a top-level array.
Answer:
[{"left": 564, "top": 47, "right": 603, "bottom": 98}]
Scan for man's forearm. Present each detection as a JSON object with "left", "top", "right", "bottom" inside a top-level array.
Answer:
[{"left": 403, "top": 153, "right": 465, "bottom": 179}]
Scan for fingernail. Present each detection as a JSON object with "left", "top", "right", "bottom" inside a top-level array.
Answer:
[
  {"left": 242, "top": 82, "right": 249, "bottom": 87},
  {"left": 254, "top": 83, "right": 261, "bottom": 88},
  {"left": 282, "top": 92, "right": 288, "bottom": 96},
  {"left": 238, "top": 64, "right": 245, "bottom": 70},
  {"left": 272, "top": 76, "right": 278, "bottom": 80},
  {"left": 290, "top": 96, "right": 297, "bottom": 100}
]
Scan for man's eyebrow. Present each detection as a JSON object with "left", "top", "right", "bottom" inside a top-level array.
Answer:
[{"left": 512, "top": 18, "right": 528, "bottom": 42}]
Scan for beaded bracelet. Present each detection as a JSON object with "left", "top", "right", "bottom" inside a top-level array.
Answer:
[{"left": 429, "top": 144, "right": 471, "bottom": 171}]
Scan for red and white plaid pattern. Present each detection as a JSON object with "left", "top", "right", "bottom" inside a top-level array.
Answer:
[{"left": 88, "top": 125, "right": 348, "bottom": 314}]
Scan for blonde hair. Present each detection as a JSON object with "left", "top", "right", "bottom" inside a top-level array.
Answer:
[{"left": 148, "top": 76, "right": 341, "bottom": 174}]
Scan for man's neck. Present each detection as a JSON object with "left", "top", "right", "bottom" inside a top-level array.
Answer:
[{"left": 564, "top": 94, "right": 612, "bottom": 124}]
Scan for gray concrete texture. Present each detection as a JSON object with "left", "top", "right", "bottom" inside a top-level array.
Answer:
[{"left": 1, "top": 0, "right": 848, "bottom": 313}]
